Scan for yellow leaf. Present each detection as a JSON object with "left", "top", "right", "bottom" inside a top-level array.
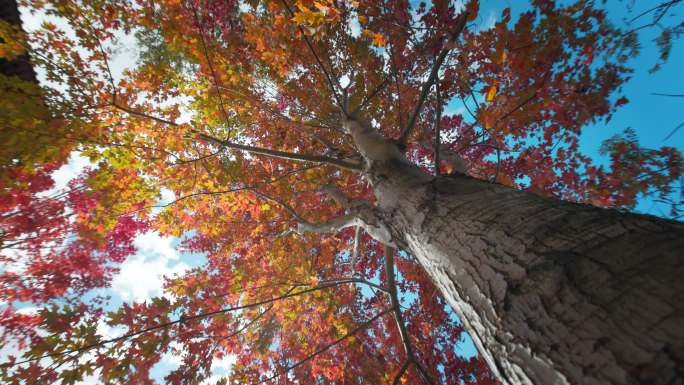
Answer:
[
  {"left": 358, "top": 15, "right": 367, "bottom": 24},
  {"left": 486, "top": 85, "right": 497, "bottom": 102},
  {"left": 261, "top": 203, "right": 271, "bottom": 211}
]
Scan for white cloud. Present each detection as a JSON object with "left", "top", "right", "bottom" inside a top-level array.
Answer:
[
  {"left": 211, "top": 354, "right": 236, "bottom": 373},
  {"left": 111, "top": 231, "right": 187, "bottom": 303},
  {"left": 96, "top": 318, "right": 127, "bottom": 340},
  {"left": 48, "top": 152, "right": 92, "bottom": 193},
  {"left": 445, "top": 105, "right": 466, "bottom": 117},
  {"left": 348, "top": 14, "right": 361, "bottom": 38},
  {"left": 77, "top": 373, "right": 100, "bottom": 385},
  {"left": 133, "top": 231, "right": 179, "bottom": 261},
  {"left": 201, "top": 374, "right": 228, "bottom": 385},
  {"left": 339, "top": 74, "right": 350, "bottom": 89},
  {"left": 197, "top": 354, "right": 236, "bottom": 384},
  {"left": 159, "top": 341, "right": 185, "bottom": 367},
  {"left": 159, "top": 188, "right": 176, "bottom": 206},
  {"left": 15, "top": 306, "right": 38, "bottom": 315}
]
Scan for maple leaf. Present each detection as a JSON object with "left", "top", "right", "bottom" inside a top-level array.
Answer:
[{"left": 372, "top": 32, "right": 388, "bottom": 47}]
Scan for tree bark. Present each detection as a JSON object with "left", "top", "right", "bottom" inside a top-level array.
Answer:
[{"left": 368, "top": 160, "right": 684, "bottom": 385}]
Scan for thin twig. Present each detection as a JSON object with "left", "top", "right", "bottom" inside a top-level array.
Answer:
[{"left": 652, "top": 92, "right": 684, "bottom": 97}]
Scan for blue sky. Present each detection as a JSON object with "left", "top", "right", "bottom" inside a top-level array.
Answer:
[
  {"left": 579, "top": 1, "right": 684, "bottom": 215},
  {"left": 5, "top": 1, "right": 683, "bottom": 383}
]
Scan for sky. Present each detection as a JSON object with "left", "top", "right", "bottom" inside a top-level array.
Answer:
[
  {"left": 6, "top": 1, "right": 684, "bottom": 383},
  {"left": 577, "top": 2, "right": 684, "bottom": 215}
]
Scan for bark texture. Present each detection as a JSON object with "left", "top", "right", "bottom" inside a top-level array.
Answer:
[{"left": 368, "top": 160, "right": 684, "bottom": 385}]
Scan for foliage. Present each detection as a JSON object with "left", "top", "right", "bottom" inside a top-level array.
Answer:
[
  {"left": 620, "top": 0, "right": 684, "bottom": 73},
  {"left": 0, "top": 0, "right": 682, "bottom": 384}
]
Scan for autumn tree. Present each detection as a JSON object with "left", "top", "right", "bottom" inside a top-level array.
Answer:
[
  {"left": 0, "top": 0, "right": 149, "bottom": 359},
  {"left": 1, "top": 1, "right": 683, "bottom": 385}
]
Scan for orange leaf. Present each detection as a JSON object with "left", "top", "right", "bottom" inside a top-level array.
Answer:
[
  {"left": 486, "top": 85, "right": 497, "bottom": 102},
  {"left": 372, "top": 33, "right": 387, "bottom": 47}
]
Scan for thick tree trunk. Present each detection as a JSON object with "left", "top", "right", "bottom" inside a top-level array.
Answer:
[{"left": 369, "top": 160, "right": 684, "bottom": 385}]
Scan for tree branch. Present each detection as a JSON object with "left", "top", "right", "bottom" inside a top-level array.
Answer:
[
  {"left": 190, "top": 3, "right": 233, "bottom": 132},
  {"left": 195, "top": 131, "right": 361, "bottom": 171},
  {"left": 254, "top": 189, "right": 374, "bottom": 236},
  {"left": 297, "top": 214, "right": 363, "bottom": 234},
  {"left": 3, "top": 281, "right": 365, "bottom": 368},
  {"left": 111, "top": 102, "right": 180, "bottom": 127},
  {"left": 317, "top": 184, "right": 368, "bottom": 210},
  {"left": 398, "top": 12, "right": 468, "bottom": 145},
  {"left": 351, "top": 225, "right": 362, "bottom": 275},
  {"left": 385, "top": 245, "right": 438, "bottom": 385},
  {"left": 652, "top": 92, "right": 684, "bottom": 97},
  {"left": 279, "top": 0, "right": 344, "bottom": 111},
  {"left": 250, "top": 190, "right": 362, "bottom": 234},
  {"left": 393, "top": 360, "right": 412, "bottom": 385},
  {"left": 434, "top": 80, "right": 442, "bottom": 176},
  {"left": 665, "top": 121, "right": 684, "bottom": 141},
  {"left": 256, "top": 308, "right": 391, "bottom": 384},
  {"left": 351, "top": 76, "right": 391, "bottom": 116}
]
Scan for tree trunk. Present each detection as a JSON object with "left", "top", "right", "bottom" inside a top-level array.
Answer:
[
  {"left": 369, "top": 160, "right": 684, "bottom": 385},
  {"left": 0, "top": 0, "right": 37, "bottom": 82}
]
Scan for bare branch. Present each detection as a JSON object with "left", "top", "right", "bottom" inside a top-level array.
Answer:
[
  {"left": 493, "top": 145, "right": 501, "bottom": 183},
  {"left": 317, "top": 277, "right": 388, "bottom": 293},
  {"left": 114, "top": 105, "right": 360, "bottom": 170},
  {"left": 250, "top": 190, "right": 361, "bottom": 233},
  {"left": 665, "top": 121, "right": 684, "bottom": 141},
  {"left": 251, "top": 190, "right": 361, "bottom": 235},
  {"left": 198, "top": 304, "right": 274, "bottom": 342},
  {"left": 628, "top": 0, "right": 682, "bottom": 23},
  {"left": 652, "top": 92, "right": 684, "bottom": 97}
]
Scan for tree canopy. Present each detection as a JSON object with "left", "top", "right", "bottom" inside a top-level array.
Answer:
[{"left": 0, "top": 0, "right": 682, "bottom": 384}]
